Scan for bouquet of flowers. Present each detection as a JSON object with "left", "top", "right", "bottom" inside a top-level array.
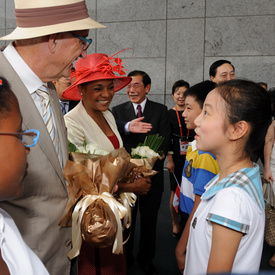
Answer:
[
  {"left": 129, "top": 134, "right": 164, "bottom": 169},
  {"left": 117, "top": 134, "right": 164, "bottom": 229},
  {"left": 131, "top": 134, "right": 164, "bottom": 159},
  {"left": 59, "top": 145, "right": 134, "bottom": 259}
]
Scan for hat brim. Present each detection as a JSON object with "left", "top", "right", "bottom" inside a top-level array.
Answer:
[
  {"left": 62, "top": 76, "right": 131, "bottom": 101},
  {"left": 0, "top": 18, "right": 106, "bottom": 40}
]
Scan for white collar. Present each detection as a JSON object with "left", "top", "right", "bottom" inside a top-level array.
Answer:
[
  {"left": 190, "top": 140, "right": 197, "bottom": 151},
  {"left": 132, "top": 98, "right": 147, "bottom": 112},
  {"left": 3, "top": 43, "right": 43, "bottom": 94}
]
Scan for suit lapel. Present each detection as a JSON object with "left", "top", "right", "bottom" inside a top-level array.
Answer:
[
  {"left": 142, "top": 100, "right": 154, "bottom": 122},
  {"left": 124, "top": 101, "right": 136, "bottom": 120}
]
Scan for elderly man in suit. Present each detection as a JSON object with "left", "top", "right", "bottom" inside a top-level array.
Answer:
[
  {"left": 112, "top": 70, "right": 170, "bottom": 275},
  {"left": 0, "top": 1, "right": 105, "bottom": 274}
]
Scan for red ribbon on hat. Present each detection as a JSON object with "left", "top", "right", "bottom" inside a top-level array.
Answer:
[{"left": 71, "top": 48, "right": 132, "bottom": 82}]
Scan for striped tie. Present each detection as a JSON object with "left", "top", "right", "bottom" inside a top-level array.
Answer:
[{"left": 36, "top": 84, "right": 63, "bottom": 167}]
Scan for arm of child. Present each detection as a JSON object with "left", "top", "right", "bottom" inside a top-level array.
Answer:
[
  {"left": 207, "top": 223, "right": 243, "bottom": 274},
  {"left": 175, "top": 194, "right": 201, "bottom": 273},
  {"left": 166, "top": 154, "right": 175, "bottom": 173}
]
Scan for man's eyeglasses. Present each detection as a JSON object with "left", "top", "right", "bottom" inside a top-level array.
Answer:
[
  {"left": 0, "top": 129, "right": 40, "bottom": 147},
  {"left": 127, "top": 83, "right": 143, "bottom": 90},
  {"left": 70, "top": 32, "right": 93, "bottom": 51}
]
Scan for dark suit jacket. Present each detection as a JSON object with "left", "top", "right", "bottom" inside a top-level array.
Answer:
[
  {"left": 69, "top": 100, "right": 79, "bottom": 112},
  {"left": 112, "top": 99, "right": 170, "bottom": 191},
  {"left": 0, "top": 52, "right": 72, "bottom": 275}
]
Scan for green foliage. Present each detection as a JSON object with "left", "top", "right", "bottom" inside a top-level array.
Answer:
[
  {"left": 68, "top": 141, "right": 77, "bottom": 153},
  {"left": 142, "top": 134, "right": 164, "bottom": 152}
]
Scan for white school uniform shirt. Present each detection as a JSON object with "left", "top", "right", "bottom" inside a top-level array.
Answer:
[
  {"left": 0, "top": 209, "right": 49, "bottom": 275},
  {"left": 184, "top": 164, "right": 265, "bottom": 275}
]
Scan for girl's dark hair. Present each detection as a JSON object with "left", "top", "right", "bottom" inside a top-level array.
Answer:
[
  {"left": 172, "top": 80, "right": 190, "bottom": 95},
  {"left": 217, "top": 79, "right": 272, "bottom": 160},
  {"left": 0, "top": 77, "right": 16, "bottom": 121}
]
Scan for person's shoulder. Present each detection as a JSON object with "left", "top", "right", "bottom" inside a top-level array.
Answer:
[
  {"left": 198, "top": 150, "right": 216, "bottom": 160},
  {"left": 146, "top": 100, "right": 168, "bottom": 113},
  {"left": 112, "top": 101, "right": 130, "bottom": 110},
  {"left": 64, "top": 101, "right": 82, "bottom": 119},
  {"left": 147, "top": 99, "right": 166, "bottom": 108}
]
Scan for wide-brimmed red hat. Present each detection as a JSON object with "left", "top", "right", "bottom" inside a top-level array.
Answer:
[{"left": 62, "top": 52, "right": 131, "bottom": 100}]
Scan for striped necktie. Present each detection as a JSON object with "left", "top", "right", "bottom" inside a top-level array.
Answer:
[{"left": 36, "top": 84, "right": 63, "bottom": 167}]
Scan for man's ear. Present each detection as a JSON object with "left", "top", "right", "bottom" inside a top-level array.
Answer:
[
  {"left": 229, "top": 121, "right": 249, "bottom": 141},
  {"left": 210, "top": 76, "right": 215, "bottom": 82},
  {"left": 145, "top": 84, "right": 151, "bottom": 94},
  {"left": 48, "top": 33, "right": 59, "bottom": 54}
]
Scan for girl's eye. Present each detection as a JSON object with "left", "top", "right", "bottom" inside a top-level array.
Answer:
[{"left": 204, "top": 110, "right": 208, "bottom": 115}]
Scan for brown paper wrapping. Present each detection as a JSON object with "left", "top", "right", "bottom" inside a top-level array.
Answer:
[
  {"left": 60, "top": 148, "right": 134, "bottom": 258},
  {"left": 59, "top": 147, "right": 160, "bottom": 258}
]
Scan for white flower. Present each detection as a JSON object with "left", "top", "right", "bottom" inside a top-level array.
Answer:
[
  {"left": 131, "top": 146, "right": 160, "bottom": 159},
  {"left": 76, "top": 145, "right": 87, "bottom": 153},
  {"left": 145, "top": 148, "right": 159, "bottom": 158},
  {"left": 76, "top": 143, "right": 109, "bottom": 156}
]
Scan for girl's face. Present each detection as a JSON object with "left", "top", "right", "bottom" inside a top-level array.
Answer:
[
  {"left": 0, "top": 98, "right": 30, "bottom": 200},
  {"left": 172, "top": 86, "right": 187, "bottom": 108},
  {"left": 182, "top": 95, "right": 202, "bottom": 129},
  {"left": 194, "top": 89, "right": 230, "bottom": 155},
  {"left": 81, "top": 79, "right": 115, "bottom": 113}
]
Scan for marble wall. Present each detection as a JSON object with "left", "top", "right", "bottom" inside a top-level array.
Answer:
[{"left": 0, "top": 0, "right": 274, "bottom": 109}]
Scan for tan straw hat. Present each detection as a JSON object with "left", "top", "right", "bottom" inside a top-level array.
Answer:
[
  {"left": 62, "top": 52, "right": 132, "bottom": 101},
  {"left": 0, "top": 0, "right": 106, "bottom": 40}
]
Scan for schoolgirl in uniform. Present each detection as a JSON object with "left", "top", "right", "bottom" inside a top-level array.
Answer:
[{"left": 184, "top": 80, "right": 272, "bottom": 275}]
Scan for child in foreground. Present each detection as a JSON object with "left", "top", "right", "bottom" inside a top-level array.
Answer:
[
  {"left": 0, "top": 77, "right": 48, "bottom": 275},
  {"left": 184, "top": 79, "right": 272, "bottom": 274},
  {"left": 175, "top": 81, "right": 219, "bottom": 272}
]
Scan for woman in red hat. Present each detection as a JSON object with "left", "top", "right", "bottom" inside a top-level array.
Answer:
[{"left": 62, "top": 52, "right": 151, "bottom": 275}]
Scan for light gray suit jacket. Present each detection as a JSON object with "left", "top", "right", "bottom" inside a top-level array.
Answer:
[{"left": 0, "top": 52, "right": 73, "bottom": 275}]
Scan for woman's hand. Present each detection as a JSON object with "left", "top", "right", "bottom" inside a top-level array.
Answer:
[
  {"left": 117, "top": 177, "right": 151, "bottom": 195},
  {"left": 133, "top": 177, "right": 151, "bottom": 195},
  {"left": 264, "top": 166, "right": 274, "bottom": 183}
]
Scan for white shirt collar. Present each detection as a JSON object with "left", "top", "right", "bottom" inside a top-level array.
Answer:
[
  {"left": 3, "top": 43, "right": 43, "bottom": 94},
  {"left": 132, "top": 98, "right": 147, "bottom": 114},
  {"left": 191, "top": 140, "right": 197, "bottom": 151}
]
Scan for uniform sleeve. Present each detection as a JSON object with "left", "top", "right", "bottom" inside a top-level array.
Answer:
[{"left": 206, "top": 188, "right": 252, "bottom": 234}]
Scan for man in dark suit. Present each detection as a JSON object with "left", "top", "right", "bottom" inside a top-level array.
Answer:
[{"left": 112, "top": 70, "right": 170, "bottom": 275}]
